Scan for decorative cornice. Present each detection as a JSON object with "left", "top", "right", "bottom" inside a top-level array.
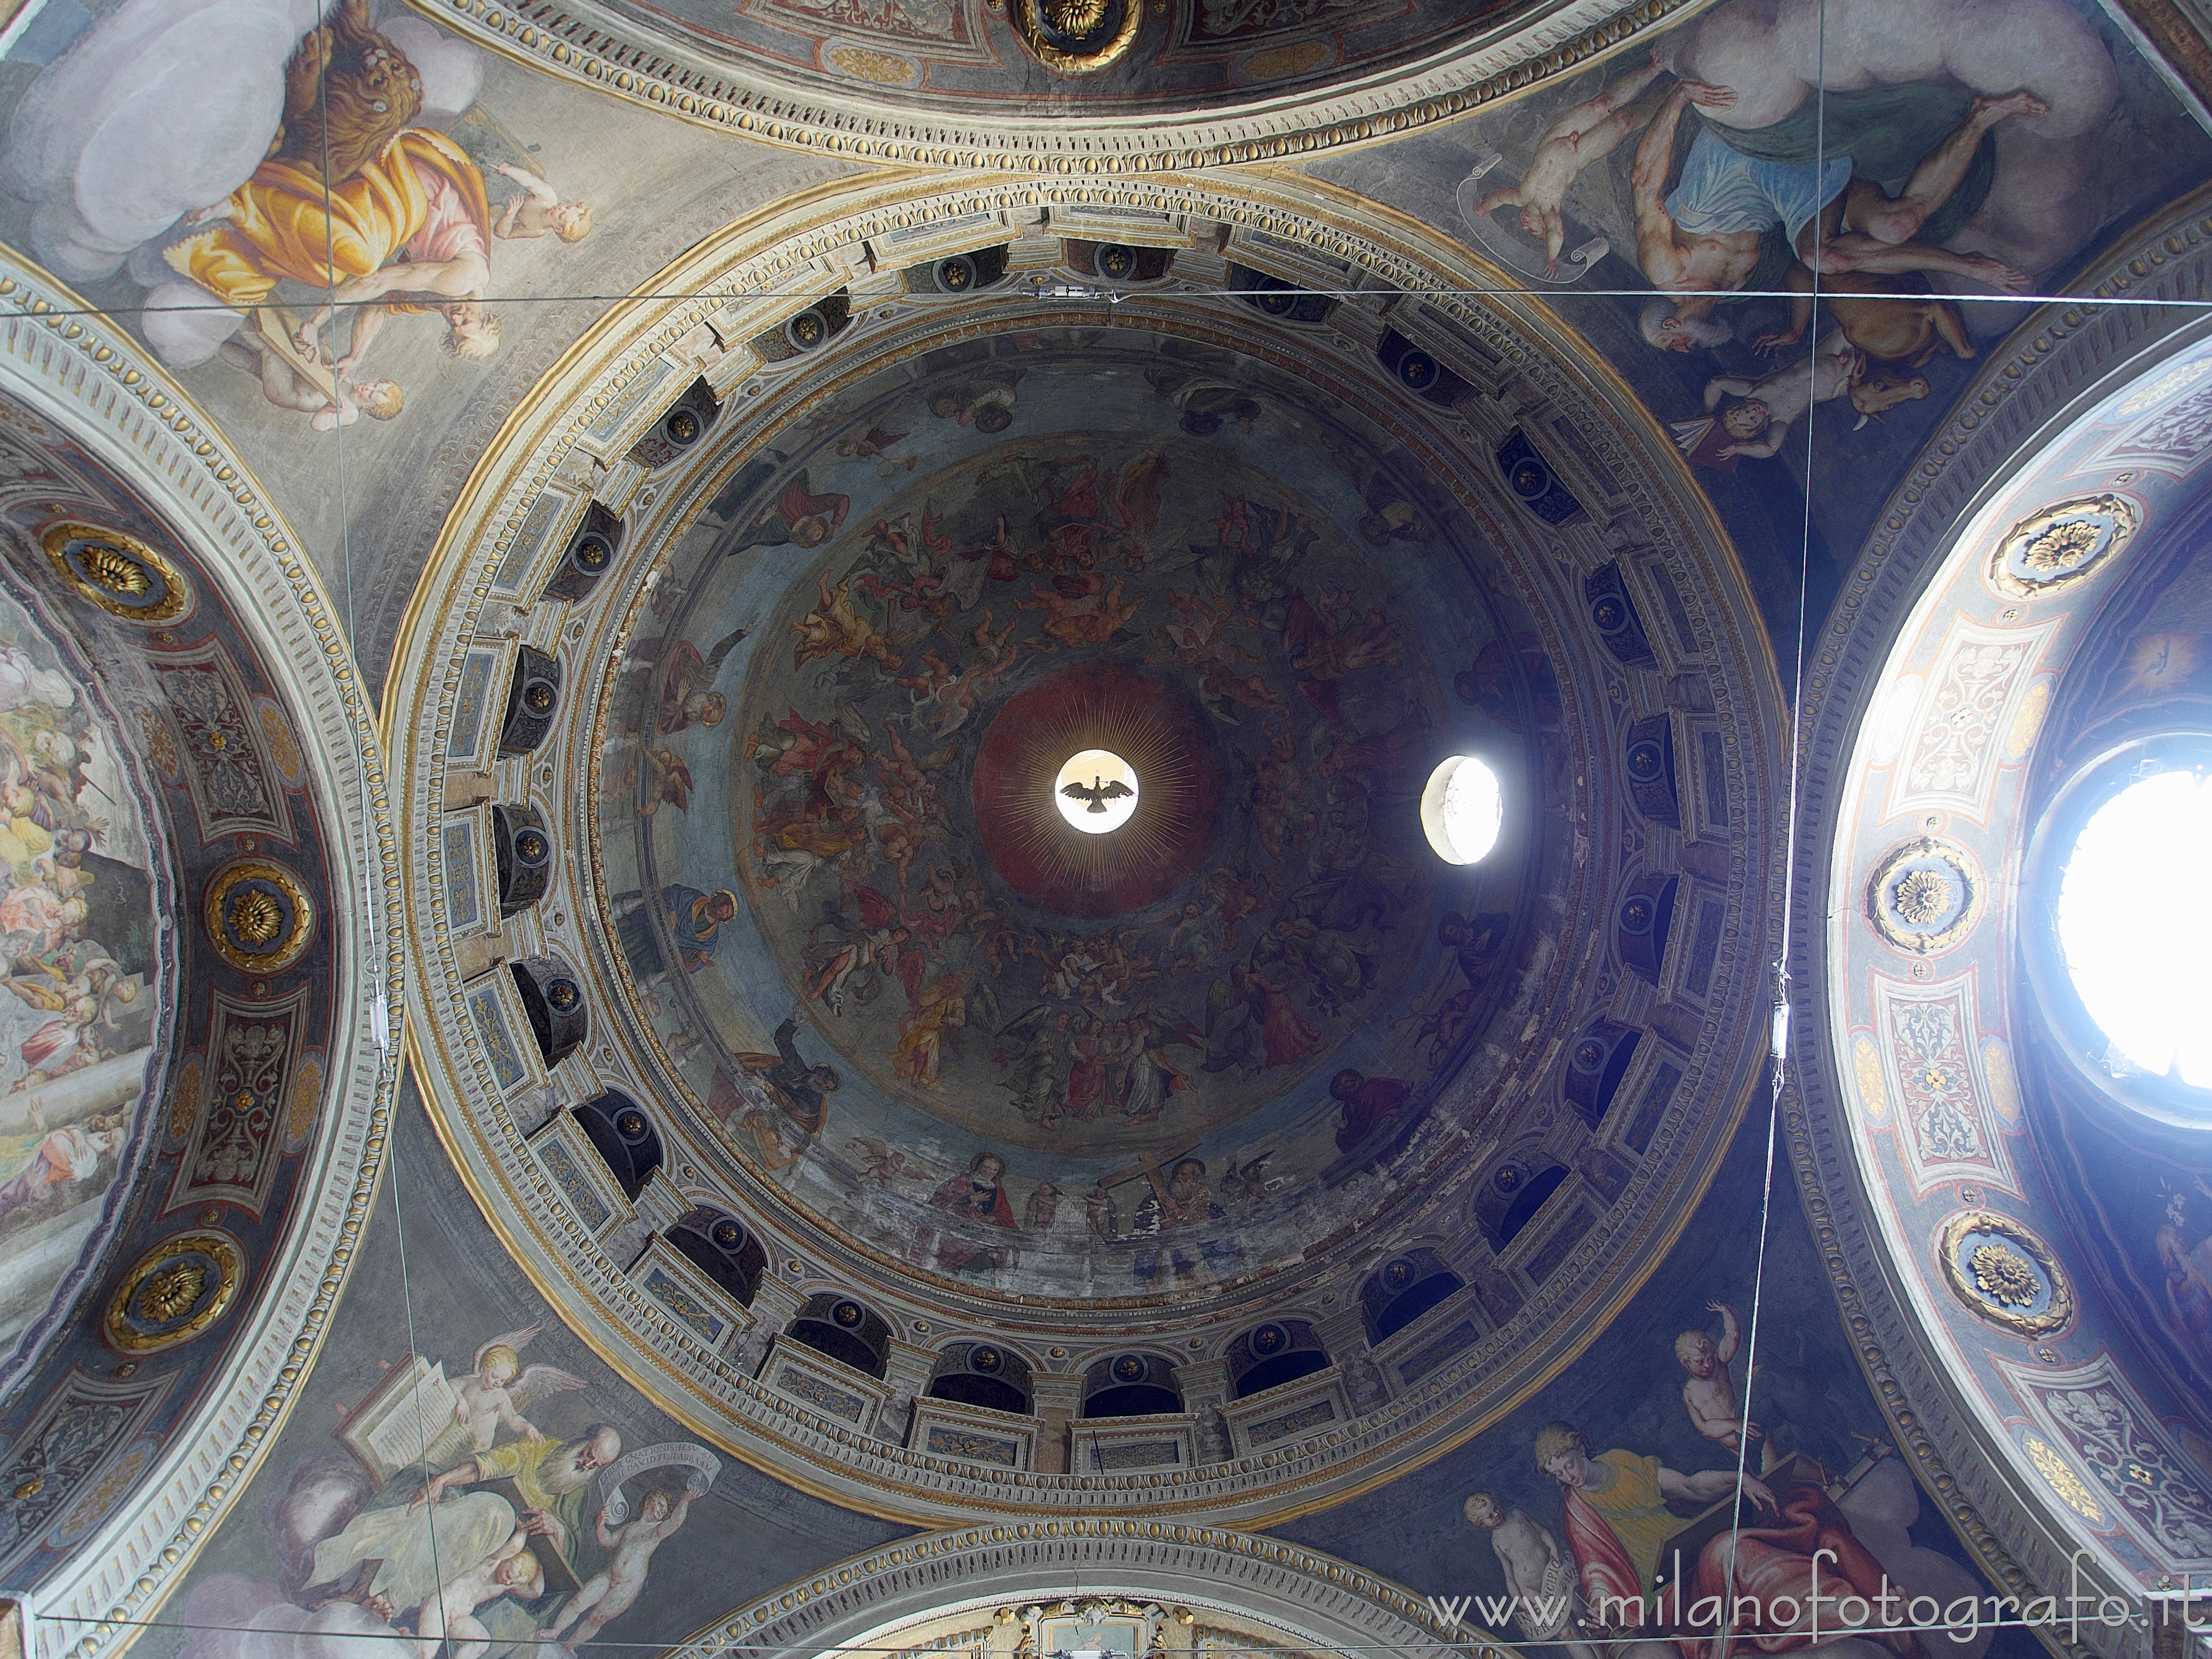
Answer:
[
  {"left": 388, "top": 168, "right": 1788, "bottom": 1527},
  {"left": 1786, "top": 188, "right": 2212, "bottom": 1659},
  {"left": 0, "top": 251, "right": 403, "bottom": 1659},
  {"left": 661, "top": 1522, "right": 1485, "bottom": 1659},
  {"left": 405, "top": 0, "right": 1708, "bottom": 167}
]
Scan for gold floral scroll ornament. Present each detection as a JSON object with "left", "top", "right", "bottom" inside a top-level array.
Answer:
[
  {"left": 203, "top": 859, "right": 315, "bottom": 974},
  {"left": 1937, "top": 1210, "right": 2074, "bottom": 1336},
  {"left": 104, "top": 1232, "right": 243, "bottom": 1353},
  {"left": 1009, "top": 0, "right": 1142, "bottom": 74},
  {"left": 41, "top": 521, "right": 191, "bottom": 622}
]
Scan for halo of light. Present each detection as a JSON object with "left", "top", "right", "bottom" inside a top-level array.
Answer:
[
  {"left": 2056, "top": 769, "right": 2212, "bottom": 1088},
  {"left": 1053, "top": 748, "right": 1140, "bottom": 834},
  {"left": 1420, "top": 755, "right": 1502, "bottom": 865}
]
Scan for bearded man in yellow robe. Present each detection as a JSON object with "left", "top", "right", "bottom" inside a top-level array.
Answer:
[{"left": 166, "top": 124, "right": 499, "bottom": 368}]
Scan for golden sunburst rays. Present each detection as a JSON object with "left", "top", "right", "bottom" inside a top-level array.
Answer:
[{"left": 983, "top": 692, "right": 1203, "bottom": 901}]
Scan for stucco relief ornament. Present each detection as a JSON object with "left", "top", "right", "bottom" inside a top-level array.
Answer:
[
  {"left": 203, "top": 859, "right": 315, "bottom": 974},
  {"left": 1865, "top": 836, "right": 1984, "bottom": 954},
  {"left": 41, "top": 520, "right": 192, "bottom": 623},
  {"left": 1009, "top": 0, "right": 1142, "bottom": 72},
  {"left": 1937, "top": 1210, "right": 2074, "bottom": 1336},
  {"left": 1987, "top": 493, "right": 2138, "bottom": 598},
  {"left": 2024, "top": 1433, "right": 2105, "bottom": 1523},
  {"left": 103, "top": 1232, "right": 244, "bottom": 1352}
]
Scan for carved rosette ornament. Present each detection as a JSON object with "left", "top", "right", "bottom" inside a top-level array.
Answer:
[
  {"left": 1009, "top": 0, "right": 1142, "bottom": 73},
  {"left": 41, "top": 521, "right": 192, "bottom": 623},
  {"left": 1937, "top": 1210, "right": 2074, "bottom": 1336},
  {"left": 1986, "top": 493, "right": 2139, "bottom": 599},
  {"left": 1864, "top": 835, "right": 1985, "bottom": 955},
  {"left": 103, "top": 1233, "right": 244, "bottom": 1353},
  {"left": 203, "top": 859, "right": 315, "bottom": 974}
]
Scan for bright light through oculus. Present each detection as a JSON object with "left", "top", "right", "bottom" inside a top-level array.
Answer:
[
  {"left": 1420, "top": 755, "right": 1503, "bottom": 865},
  {"left": 1054, "top": 749, "right": 1138, "bottom": 833},
  {"left": 2057, "top": 769, "right": 2212, "bottom": 1088}
]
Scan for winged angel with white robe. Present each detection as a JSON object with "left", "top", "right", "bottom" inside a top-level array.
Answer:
[{"left": 418, "top": 1321, "right": 586, "bottom": 1469}]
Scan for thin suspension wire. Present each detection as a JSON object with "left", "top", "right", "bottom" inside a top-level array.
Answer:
[
  {"left": 92, "top": 25, "right": 2081, "bottom": 1639},
  {"left": 305, "top": 11, "right": 446, "bottom": 1611},
  {"left": 1716, "top": 5, "right": 1828, "bottom": 1641},
  {"left": 14, "top": 287, "right": 2212, "bottom": 323}
]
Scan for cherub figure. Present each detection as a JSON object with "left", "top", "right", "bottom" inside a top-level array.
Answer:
[
  {"left": 493, "top": 162, "right": 593, "bottom": 243},
  {"left": 792, "top": 575, "right": 902, "bottom": 674},
  {"left": 216, "top": 336, "right": 403, "bottom": 431},
  {"left": 538, "top": 1486, "right": 697, "bottom": 1647},
  {"left": 1474, "top": 56, "right": 1690, "bottom": 277},
  {"left": 1463, "top": 1493, "right": 1601, "bottom": 1659},
  {"left": 843, "top": 1136, "right": 909, "bottom": 1185},
  {"left": 431, "top": 1323, "right": 585, "bottom": 1465},
  {"left": 413, "top": 1525, "right": 543, "bottom": 1659},
  {"left": 1694, "top": 330, "right": 1863, "bottom": 461},
  {"left": 1676, "top": 1298, "right": 1776, "bottom": 1471}
]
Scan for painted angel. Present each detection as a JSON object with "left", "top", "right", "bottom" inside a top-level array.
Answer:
[{"left": 421, "top": 1323, "right": 586, "bottom": 1467}]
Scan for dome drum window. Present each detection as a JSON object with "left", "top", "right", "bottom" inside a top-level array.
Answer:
[
  {"left": 1230, "top": 264, "right": 1335, "bottom": 325},
  {"left": 1359, "top": 1249, "right": 1465, "bottom": 1343},
  {"left": 1073, "top": 240, "right": 1170, "bottom": 283},
  {"left": 1563, "top": 1020, "right": 1642, "bottom": 1128},
  {"left": 1617, "top": 873, "right": 1680, "bottom": 985},
  {"left": 572, "top": 1091, "right": 663, "bottom": 1200},
  {"left": 905, "top": 245, "right": 1009, "bottom": 295},
  {"left": 510, "top": 953, "right": 588, "bottom": 1066},
  {"left": 1227, "top": 1320, "right": 1330, "bottom": 1399},
  {"left": 1623, "top": 713, "right": 1681, "bottom": 829},
  {"left": 668, "top": 1208, "right": 766, "bottom": 1307},
  {"left": 1081, "top": 1352, "right": 1182, "bottom": 1419},
  {"left": 496, "top": 646, "right": 562, "bottom": 757},
  {"left": 1377, "top": 329, "right": 1470, "bottom": 406},
  {"left": 628, "top": 377, "right": 722, "bottom": 471},
  {"left": 927, "top": 1341, "right": 1034, "bottom": 1416},
  {"left": 1474, "top": 1152, "right": 1571, "bottom": 1251},
  {"left": 1585, "top": 561, "right": 1659, "bottom": 668},
  {"left": 787, "top": 1293, "right": 892, "bottom": 1379},
  {"left": 492, "top": 803, "right": 552, "bottom": 917},
  {"left": 542, "top": 503, "right": 624, "bottom": 604}
]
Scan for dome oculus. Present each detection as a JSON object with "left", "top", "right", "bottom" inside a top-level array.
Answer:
[
  {"left": 1054, "top": 748, "right": 1138, "bottom": 832},
  {"left": 2056, "top": 767, "right": 2212, "bottom": 1091}
]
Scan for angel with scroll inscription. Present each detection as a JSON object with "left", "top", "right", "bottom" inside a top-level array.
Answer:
[{"left": 421, "top": 1323, "right": 585, "bottom": 1467}]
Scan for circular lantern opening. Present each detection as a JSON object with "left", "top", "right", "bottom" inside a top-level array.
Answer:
[
  {"left": 1053, "top": 748, "right": 1139, "bottom": 833},
  {"left": 2057, "top": 767, "right": 2212, "bottom": 1089},
  {"left": 1421, "top": 755, "right": 1502, "bottom": 865}
]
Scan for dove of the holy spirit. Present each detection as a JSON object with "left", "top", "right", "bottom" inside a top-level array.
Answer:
[{"left": 1053, "top": 748, "right": 1139, "bottom": 833}]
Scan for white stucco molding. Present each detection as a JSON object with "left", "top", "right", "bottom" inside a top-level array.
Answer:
[
  {"left": 664, "top": 1521, "right": 1486, "bottom": 1659},
  {"left": 0, "top": 252, "right": 403, "bottom": 1659},
  {"left": 388, "top": 168, "right": 1787, "bottom": 1527},
  {"left": 1787, "top": 186, "right": 2212, "bottom": 1659},
  {"left": 404, "top": 0, "right": 1706, "bottom": 168}
]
